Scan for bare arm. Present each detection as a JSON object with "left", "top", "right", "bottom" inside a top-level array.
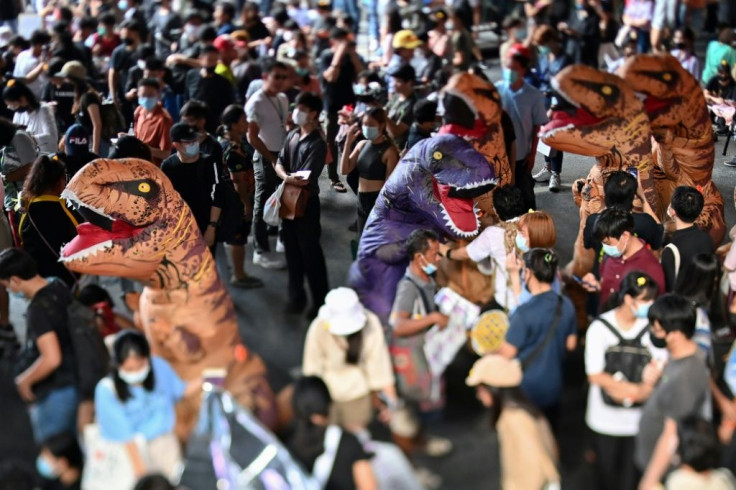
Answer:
[
  {"left": 497, "top": 341, "right": 518, "bottom": 359},
  {"left": 108, "top": 69, "right": 119, "bottom": 105},
  {"left": 384, "top": 146, "right": 399, "bottom": 179},
  {"left": 392, "top": 310, "right": 447, "bottom": 337},
  {"left": 566, "top": 334, "right": 577, "bottom": 352},
  {"left": 17, "top": 331, "right": 62, "bottom": 387},
  {"left": 125, "top": 441, "right": 147, "bottom": 478},
  {"left": 87, "top": 103, "right": 102, "bottom": 155},
  {"left": 323, "top": 44, "right": 347, "bottom": 84},
  {"left": 231, "top": 170, "right": 255, "bottom": 219},
  {"left": 353, "top": 460, "right": 378, "bottom": 490},
  {"left": 246, "top": 121, "right": 277, "bottom": 164},
  {"left": 385, "top": 117, "right": 409, "bottom": 141},
  {"left": 638, "top": 418, "right": 678, "bottom": 490},
  {"left": 340, "top": 126, "right": 363, "bottom": 175}
]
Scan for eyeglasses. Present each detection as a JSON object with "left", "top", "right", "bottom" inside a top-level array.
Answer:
[{"left": 272, "top": 74, "right": 288, "bottom": 80}]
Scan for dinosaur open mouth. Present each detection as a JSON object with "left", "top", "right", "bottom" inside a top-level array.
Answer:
[
  {"left": 432, "top": 177, "right": 493, "bottom": 237},
  {"left": 641, "top": 95, "right": 677, "bottom": 117},
  {"left": 540, "top": 106, "right": 604, "bottom": 136},
  {"left": 59, "top": 190, "right": 145, "bottom": 262}
]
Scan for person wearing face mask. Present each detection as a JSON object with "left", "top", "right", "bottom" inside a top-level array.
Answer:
[
  {"left": 340, "top": 106, "right": 399, "bottom": 234},
  {"left": 274, "top": 92, "right": 329, "bottom": 317},
  {"left": 581, "top": 208, "right": 665, "bottom": 312},
  {"left": 131, "top": 78, "right": 173, "bottom": 165},
  {"left": 161, "top": 123, "right": 225, "bottom": 252},
  {"left": 90, "top": 13, "right": 120, "bottom": 58},
  {"left": 584, "top": 272, "right": 664, "bottom": 490},
  {"left": 495, "top": 44, "right": 548, "bottom": 211},
  {"left": 670, "top": 27, "right": 700, "bottom": 81},
  {"left": 449, "top": 4, "right": 482, "bottom": 72},
  {"left": 12, "top": 30, "right": 51, "bottom": 100},
  {"left": 108, "top": 20, "right": 142, "bottom": 110},
  {"left": 558, "top": 0, "right": 601, "bottom": 67},
  {"left": 94, "top": 330, "right": 202, "bottom": 482},
  {"left": 388, "top": 229, "right": 453, "bottom": 469},
  {"left": 636, "top": 294, "right": 709, "bottom": 490},
  {"left": 36, "top": 432, "right": 83, "bottom": 489},
  {"left": 185, "top": 45, "right": 236, "bottom": 134},
  {"left": 291, "top": 50, "right": 321, "bottom": 96},
  {"left": 405, "top": 98, "right": 438, "bottom": 152},
  {"left": 2, "top": 79, "right": 58, "bottom": 154},
  {"left": 660, "top": 186, "right": 714, "bottom": 292},
  {"left": 495, "top": 248, "right": 578, "bottom": 429}
]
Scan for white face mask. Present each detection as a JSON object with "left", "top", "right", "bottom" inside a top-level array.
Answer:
[
  {"left": 118, "top": 364, "right": 150, "bottom": 385},
  {"left": 184, "top": 24, "right": 198, "bottom": 38},
  {"left": 137, "top": 59, "right": 146, "bottom": 70},
  {"left": 292, "top": 109, "right": 309, "bottom": 126}
]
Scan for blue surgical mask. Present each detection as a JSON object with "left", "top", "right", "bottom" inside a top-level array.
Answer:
[
  {"left": 502, "top": 68, "right": 519, "bottom": 84},
  {"left": 633, "top": 303, "right": 651, "bottom": 319},
  {"left": 9, "top": 289, "right": 24, "bottom": 299},
  {"left": 602, "top": 242, "right": 623, "bottom": 258},
  {"left": 36, "top": 456, "right": 59, "bottom": 479},
  {"left": 575, "top": 3, "right": 585, "bottom": 10},
  {"left": 515, "top": 232, "right": 529, "bottom": 252},
  {"left": 362, "top": 125, "right": 379, "bottom": 141},
  {"left": 138, "top": 96, "right": 157, "bottom": 111},
  {"left": 117, "top": 0, "right": 128, "bottom": 10},
  {"left": 182, "top": 141, "right": 200, "bottom": 157},
  {"left": 422, "top": 263, "right": 437, "bottom": 276},
  {"left": 296, "top": 67, "right": 309, "bottom": 77},
  {"left": 538, "top": 45, "right": 550, "bottom": 56}
]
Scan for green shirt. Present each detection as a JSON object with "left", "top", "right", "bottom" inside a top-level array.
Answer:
[{"left": 702, "top": 41, "right": 736, "bottom": 84}]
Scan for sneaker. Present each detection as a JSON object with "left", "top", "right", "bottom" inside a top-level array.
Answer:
[
  {"left": 253, "top": 251, "right": 285, "bottom": 270},
  {"left": 423, "top": 436, "right": 453, "bottom": 457},
  {"left": 275, "top": 237, "right": 285, "bottom": 253},
  {"left": 533, "top": 167, "right": 552, "bottom": 183},
  {"left": 548, "top": 172, "right": 561, "bottom": 192},
  {"left": 229, "top": 275, "right": 264, "bottom": 289},
  {"left": 725, "top": 157, "right": 736, "bottom": 168},
  {"left": 414, "top": 467, "right": 442, "bottom": 490}
]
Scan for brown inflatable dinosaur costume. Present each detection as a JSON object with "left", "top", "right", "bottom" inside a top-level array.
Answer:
[
  {"left": 618, "top": 53, "right": 725, "bottom": 245},
  {"left": 437, "top": 72, "right": 511, "bottom": 304},
  {"left": 59, "top": 158, "right": 277, "bottom": 438},
  {"left": 539, "top": 65, "right": 658, "bottom": 277}
]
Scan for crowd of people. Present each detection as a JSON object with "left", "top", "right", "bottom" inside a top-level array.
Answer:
[{"left": 0, "top": 0, "right": 734, "bottom": 488}]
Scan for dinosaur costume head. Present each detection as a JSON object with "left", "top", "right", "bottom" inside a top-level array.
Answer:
[
  {"left": 350, "top": 133, "right": 494, "bottom": 323},
  {"left": 60, "top": 158, "right": 200, "bottom": 285}
]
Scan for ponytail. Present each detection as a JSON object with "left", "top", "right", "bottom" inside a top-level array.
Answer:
[{"left": 345, "top": 330, "right": 363, "bottom": 365}]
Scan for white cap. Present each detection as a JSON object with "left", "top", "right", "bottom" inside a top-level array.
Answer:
[
  {"left": 0, "top": 27, "right": 12, "bottom": 49},
  {"left": 317, "top": 287, "right": 367, "bottom": 336}
]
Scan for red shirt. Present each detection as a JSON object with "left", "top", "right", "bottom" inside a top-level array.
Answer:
[
  {"left": 92, "top": 33, "right": 121, "bottom": 57},
  {"left": 133, "top": 103, "right": 173, "bottom": 165},
  {"left": 599, "top": 239, "right": 665, "bottom": 309}
]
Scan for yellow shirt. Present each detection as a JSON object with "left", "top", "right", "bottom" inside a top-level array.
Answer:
[
  {"left": 302, "top": 310, "right": 395, "bottom": 402},
  {"left": 215, "top": 63, "right": 235, "bottom": 86}
]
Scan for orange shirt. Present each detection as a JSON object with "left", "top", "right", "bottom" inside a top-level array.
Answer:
[{"left": 133, "top": 103, "right": 173, "bottom": 165}]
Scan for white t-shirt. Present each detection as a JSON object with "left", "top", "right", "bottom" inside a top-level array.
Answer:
[
  {"left": 13, "top": 50, "right": 46, "bottom": 99},
  {"left": 465, "top": 224, "right": 516, "bottom": 310},
  {"left": 585, "top": 310, "right": 668, "bottom": 436},
  {"left": 244, "top": 89, "right": 289, "bottom": 153},
  {"left": 13, "top": 103, "right": 58, "bottom": 154}
]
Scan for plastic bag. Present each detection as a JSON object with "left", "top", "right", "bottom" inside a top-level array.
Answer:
[{"left": 264, "top": 182, "right": 285, "bottom": 227}]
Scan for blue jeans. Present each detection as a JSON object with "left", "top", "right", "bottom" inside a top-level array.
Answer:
[
  {"left": 334, "top": 0, "right": 361, "bottom": 27},
  {"left": 30, "top": 385, "right": 78, "bottom": 443},
  {"left": 364, "top": 0, "right": 379, "bottom": 42}
]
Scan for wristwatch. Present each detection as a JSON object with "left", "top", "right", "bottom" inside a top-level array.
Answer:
[{"left": 207, "top": 221, "right": 218, "bottom": 228}]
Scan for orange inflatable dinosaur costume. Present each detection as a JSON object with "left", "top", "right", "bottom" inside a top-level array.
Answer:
[
  {"left": 618, "top": 53, "right": 725, "bottom": 245},
  {"left": 539, "top": 65, "right": 658, "bottom": 277},
  {"left": 59, "top": 158, "right": 277, "bottom": 437}
]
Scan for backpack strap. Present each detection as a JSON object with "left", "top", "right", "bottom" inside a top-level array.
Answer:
[
  {"left": 403, "top": 275, "right": 431, "bottom": 314},
  {"left": 595, "top": 316, "right": 625, "bottom": 342},
  {"left": 665, "top": 243, "right": 681, "bottom": 282},
  {"left": 521, "top": 295, "right": 563, "bottom": 370},
  {"left": 312, "top": 425, "right": 342, "bottom": 487}
]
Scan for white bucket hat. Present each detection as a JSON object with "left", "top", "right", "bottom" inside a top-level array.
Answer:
[{"left": 318, "top": 288, "right": 367, "bottom": 336}]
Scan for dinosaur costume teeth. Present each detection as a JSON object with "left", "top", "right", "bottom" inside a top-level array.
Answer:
[{"left": 60, "top": 158, "right": 278, "bottom": 438}]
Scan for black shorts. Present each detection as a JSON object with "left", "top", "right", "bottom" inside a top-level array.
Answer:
[{"left": 225, "top": 219, "right": 252, "bottom": 246}]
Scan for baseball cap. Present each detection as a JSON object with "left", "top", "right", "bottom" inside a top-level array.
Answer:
[
  {"left": 170, "top": 122, "right": 199, "bottom": 143},
  {"left": 46, "top": 57, "right": 67, "bottom": 79},
  {"left": 392, "top": 30, "right": 423, "bottom": 50},
  {"left": 65, "top": 124, "right": 90, "bottom": 157},
  {"left": 213, "top": 34, "right": 235, "bottom": 52},
  {"left": 0, "top": 26, "right": 12, "bottom": 49},
  {"left": 507, "top": 43, "right": 532, "bottom": 61},
  {"left": 465, "top": 355, "right": 522, "bottom": 388},
  {"left": 55, "top": 60, "right": 87, "bottom": 80},
  {"left": 388, "top": 63, "right": 416, "bottom": 82}
]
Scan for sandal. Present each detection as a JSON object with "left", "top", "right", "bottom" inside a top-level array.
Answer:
[{"left": 331, "top": 180, "right": 347, "bottom": 193}]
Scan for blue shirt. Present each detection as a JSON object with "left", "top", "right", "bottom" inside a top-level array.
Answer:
[
  {"left": 495, "top": 81, "right": 548, "bottom": 160},
  {"left": 95, "top": 356, "right": 186, "bottom": 442},
  {"left": 510, "top": 275, "right": 562, "bottom": 315},
  {"left": 506, "top": 291, "right": 577, "bottom": 410}
]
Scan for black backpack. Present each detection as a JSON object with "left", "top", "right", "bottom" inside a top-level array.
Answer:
[
  {"left": 598, "top": 317, "right": 652, "bottom": 407},
  {"left": 66, "top": 298, "right": 110, "bottom": 398}
]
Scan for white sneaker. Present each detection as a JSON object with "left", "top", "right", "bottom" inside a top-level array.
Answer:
[
  {"left": 275, "top": 237, "right": 285, "bottom": 253},
  {"left": 548, "top": 172, "right": 561, "bottom": 192},
  {"left": 533, "top": 167, "right": 552, "bottom": 182},
  {"left": 414, "top": 467, "right": 442, "bottom": 489},
  {"left": 253, "top": 251, "right": 285, "bottom": 270}
]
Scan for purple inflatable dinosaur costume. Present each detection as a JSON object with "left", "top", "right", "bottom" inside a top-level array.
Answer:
[{"left": 348, "top": 133, "right": 496, "bottom": 323}]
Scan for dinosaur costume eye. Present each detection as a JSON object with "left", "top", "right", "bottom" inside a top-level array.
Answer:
[
  {"left": 601, "top": 85, "right": 613, "bottom": 95},
  {"left": 636, "top": 70, "right": 679, "bottom": 87},
  {"left": 433, "top": 151, "right": 443, "bottom": 160},
  {"left": 122, "top": 179, "right": 160, "bottom": 199},
  {"left": 573, "top": 79, "right": 621, "bottom": 104}
]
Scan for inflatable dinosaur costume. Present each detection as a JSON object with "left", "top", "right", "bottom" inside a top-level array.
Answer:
[
  {"left": 59, "top": 158, "right": 277, "bottom": 437},
  {"left": 348, "top": 133, "right": 495, "bottom": 323},
  {"left": 540, "top": 65, "right": 658, "bottom": 277},
  {"left": 619, "top": 53, "right": 725, "bottom": 245}
]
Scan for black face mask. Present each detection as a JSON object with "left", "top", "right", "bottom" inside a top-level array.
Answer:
[
  {"left": 122, "top": 37, "right": 135, "bottom": 46},
  {"left": 650, "top": 333, "right": 667, "bottom": 349},
  {"left": 13, "top": 106, "right": 28, "bottom": 113},
  {"left": 205, "top": 66, "right": 216, "bottom": 75},
  {"left": 674, "top": 42, "right": 686, "bottom": 50}
]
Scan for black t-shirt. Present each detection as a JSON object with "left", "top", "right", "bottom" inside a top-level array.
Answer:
[
  {"left": 279, "top": 128, "right": 327, "bottom": 195},
  {"left": 405, "top": 123, "right": 432, "bottom": 151},
  {"left": 77, "top": 91, "right": 102, "bottom": 132},
  {"left": 25, "top": 280, "right": 76, "bottom": 398},
  {"left": 161, "top": 153, "right": 224, "bottom": 233},
  {"left": 662, "top": 225, "right": 714, "bottom": 292},
  {"left": 184, "top": 71, "right": 235, "bottom": 133},
  {"left": 584, "top": 211, "right": 663, "bottom": 277},
  {"left": 222, "top": 137, "right": 254, "bottom": 174},
  {"left": 319, "top": 49, "right": 357, "bottom": 112},
  {"left": 706, "top": 76, "right": 736, "bottom": 101},
  {"left": 41, "top": 81, "right": 76, "bottom": 133},
  {"left": 292, "top": 429, "right": 371, "bottom": 490},
  {"left": 110, "top": 45, "right": 139, "bottom": 99}
]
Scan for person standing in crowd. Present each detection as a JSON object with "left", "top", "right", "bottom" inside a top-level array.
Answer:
[
  {"left": 0, "top": 248, "right": 77, "bottom": 443},
  {"left": 274, "top": 92, "right": 329, "bottom": 316},
  {"left": 496, "top": 44, "right": 548, "bottom": 211},
  {"left": 59, "top": 61, "right": 105, "bottom": 156},
  {"left": 319, "top": 27, "right": 362, "bottom": 194},
  {"left": 582, "top": 208, "right": 665, "bottom": 311},
  {"left": 2, "top": 80, "right": 57, "bottom": 154},
  {"left": 13, "top": 30, "right": 51, "bottom": 100},
  {"left": 95, "top": 330, "right": 201, "bottom": 482},
  {"left": 91, "top": 13, "right": 120, "bottom": 58},
  {"left": 340, "top": 107, "right": 399, "bottom": 234},
  {"left": 389, "top": 229, "right": 453, "bottom": 459},
  {"left": 161, "top": 123, "right": 223, "bottom": 252},
  {"left": 637, "top": 294, "right": 709, "bottom": 490},
  {"left": 40, "top": 57, "right": 76, "bottom": 137},
  {"left": 245, "top": 57, "right": 289, "bottom": 270},
  {"left": 585, "top": 272, "right": 663, "bottom": 490},
  {"left": 559, "top": 0, "right": 601, "bottom": 66},
  {"left": 179, "top": 100, "right": 223, "bottom": 164},
  {"left": 302, "top": 287, "right": 398, "bottom": 433},
  {"left": 467, "top": 355, "right": 560, "bottom": 490},
  {"left": 385, "top": 63, "right": 417, "bottom": 151},
  {"left": 36, "top": 432, "right": 84, "bottom": 489},
  {"left": 0, "top": 117, "right": 39, "bottom": 236},
  {"left": 108, "top": 20, "right": 142, "bottom": 112},
  {"left": 185, "top": 45, "right": 236, "bottom": 133},
  {"left": 496, "top": 248, "right": 577, "bottom": 427},
  {"left": 132, "top": 78, "right": 173, "bottom": 165},
  {"left": 702, "top": 25, "right": 736, "bottom": 86},
  {"left": 661, "top": 186, "right": 714, "bottom": 292},
  {"left": 405, "top": 99, "right": 438, "bottom": 152},
  {"left": 450, "top": 3, "right": 482, "bottom": 71},
  {"left": 670, "top": 27, "right": 701, "bottom": 80}
]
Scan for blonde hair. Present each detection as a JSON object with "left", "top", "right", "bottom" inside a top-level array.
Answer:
[{"left": 518, "top": 211, "right": 556, "bottom": 248}]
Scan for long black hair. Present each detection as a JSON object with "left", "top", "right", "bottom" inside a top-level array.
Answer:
[
  {"left": 290, "top": 376, "right": 331, "bottom": 467},
  {"left": 111, "top": 330, "right": 155, "bottom": 402},
  {"left": 2, "top": 80, "right": 40, "bottom": 112},
  {"left": 345, "top": 330, "right": 363, "bottom": 365},
  {"left": 675, "top": 253, "right": 724, "bottom": 329},
  {"left": 486, "top": 385, "right": 541, "bottom": 429},
  {"left": 22, "top": 155, "right": 66, "bottom": 202}
]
